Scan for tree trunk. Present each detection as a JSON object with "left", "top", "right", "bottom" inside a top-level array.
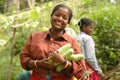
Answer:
[
  {"left": 28, "top": 0, "right": 35, "bottom": 9},
  {"left": 8, "top": 0, "right": 20, "bottom": 80},
  {"left": 8, "top": 28, "right": 17, "bottom": 80},
  {"left": 5, "top": 0, "right": 19, "bottom": 12}
]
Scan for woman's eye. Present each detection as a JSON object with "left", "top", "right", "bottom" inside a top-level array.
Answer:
[
  {"left": 54, "top": 13, "right": 68, "bottom": 20},
  {"left": 55, "top": 14, "right": 60, "bottom": 17},
  {"left": 63, "top": 17, "right": 68, "bottom": 20}
]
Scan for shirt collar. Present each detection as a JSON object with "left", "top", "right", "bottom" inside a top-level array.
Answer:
[
  {"left": 80, "top": 31, "right": 87, "bottom": 35},
  {"left": 45, "top": 29, "right": 69, "bottom": 41}
]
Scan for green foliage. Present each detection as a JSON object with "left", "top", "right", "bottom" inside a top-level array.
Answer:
[
  {"left": 0, "top": 0, "right": 6, "bottom": 13},
  {"left": 94, "top": 5, "right": 120, "bottom": 69}
]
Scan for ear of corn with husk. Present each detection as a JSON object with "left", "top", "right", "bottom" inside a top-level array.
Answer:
[{"left": 55, "top": 44, "right": 84, "bottom": 72}]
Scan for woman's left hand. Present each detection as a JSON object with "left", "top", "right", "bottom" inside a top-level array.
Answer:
[
  {"left": 99, "top": 73, "right": 106, "bottom": 80},
  {"left": 49, "top": 51, "right": 65, "bottom": 64}
]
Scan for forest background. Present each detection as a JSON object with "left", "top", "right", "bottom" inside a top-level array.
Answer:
[{"left": 0, "top": 0, "right": 120, "bottom": 80}]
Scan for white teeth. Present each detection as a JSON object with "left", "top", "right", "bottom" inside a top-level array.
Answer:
[{"left": 55, "top": 22, "right": 61, "bottom": 26}]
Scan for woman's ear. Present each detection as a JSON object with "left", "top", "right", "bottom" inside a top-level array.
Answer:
[
  {"left": 82, "top": 25, "right": 86, "bottom": 27},
  {"left": 81, "top": 25, "right": 86, "bottom": 30}
]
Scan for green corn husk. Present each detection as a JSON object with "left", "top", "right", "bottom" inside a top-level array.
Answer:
[
  {"left": 48, "top": 44, "right": 72, "bottom": 66},
  {"left": 56, "top": 48, "right": 74, "bottom": 72},
  {"left": 56, "top": 64, "right": 63, "bottom": 72},
  {"left": 63, "top": 48, "right": 74, "bottom": 59},
  {"left": 69, "top": 54, "right": 84, "bottom": 62},
  {"left": 58, "top": 44, "right": 71, "bottom": 54}
]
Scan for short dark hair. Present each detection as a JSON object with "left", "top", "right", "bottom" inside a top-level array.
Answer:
[
  {"left": 78, "top": 18, "right": 94, "bottom": 29},
  {"left": 51, "top": 4, "right": 73, "bottom": 24}
]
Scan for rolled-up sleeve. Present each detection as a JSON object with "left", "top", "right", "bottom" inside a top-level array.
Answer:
[{"left": 20, "top": 35, "right": 32, "bottom": 70}]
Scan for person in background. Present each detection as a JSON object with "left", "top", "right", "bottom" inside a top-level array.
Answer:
[
  {"left": 75, "top": 18, "right": 105, "bottom": 80},
  {"left": 17, "top": 71, "right": 31, "bottom": 80},
  {"left": 20, "top": 4, "right": 85, "bottom": 80}
]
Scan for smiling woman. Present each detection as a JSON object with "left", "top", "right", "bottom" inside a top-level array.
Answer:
[
  {"left": 51, "top": 7, "right": 69, "bottom": 31},
  {"left": 20, "top": 4, "right": 85, "bottom": 80},
  {"left": 50, "top": 4, "right": 73, "bottom": 38}
]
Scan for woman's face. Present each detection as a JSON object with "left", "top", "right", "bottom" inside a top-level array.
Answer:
[
  {"left": 51, "top": 7, "right": 69, "bottom": 31},
  {"left": 83, "top": 23, "right": 94, "bottom": 35}
]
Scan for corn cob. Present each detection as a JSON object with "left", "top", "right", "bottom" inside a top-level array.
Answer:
[
  {"left": 48, "top": 44, "right": 72, "bottom": 65},
  {"left": 69, "top": 54, "right": 84, "bottom": 62},
  {"left": 48, "top": 43, "right": 84, "bottom": 72},
  {"left": 63, "top": 48, "right": 74, "bottom": 59},
  {"left": 56, "top": 53, "right": 84, "bottom": 72},
  {"left": 58, "top": 43, "right": 71, "bottom": 54},
  {"left": 56, "top": 48, "right": 74, "bottom": 72}
]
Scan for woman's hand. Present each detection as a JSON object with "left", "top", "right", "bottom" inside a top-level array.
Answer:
[
  {"left": 49, "top": 51, "right": 65, "bottom": 64},
  {"left": 80, "top": 59, "right": 86, "bottom": 70},
  {"left": 99, "top": 73, "right": 106, "bottom": 80},
  {"left": 37, "top": 58, "right": 56, "bottom": 70}
]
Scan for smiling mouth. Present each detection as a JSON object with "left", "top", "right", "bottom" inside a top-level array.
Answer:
[{"left": 55, "top": 22, "right": 61, "bottom": 26}]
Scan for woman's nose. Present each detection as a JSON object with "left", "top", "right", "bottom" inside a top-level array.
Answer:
[{"left": 58, "top": 16, "right": 63, "bottom": 21}]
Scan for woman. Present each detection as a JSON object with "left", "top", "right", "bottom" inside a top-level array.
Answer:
[
  {"left": 20, "top": 4, "right": 85, "bottom": 80},
  {"left": 76, "top": 18, "right": 105, "bottom": 80}
]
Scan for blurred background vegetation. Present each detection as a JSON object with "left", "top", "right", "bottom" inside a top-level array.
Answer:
[{"left": 0, "top": 0, "right": 120, "bottom": 80}]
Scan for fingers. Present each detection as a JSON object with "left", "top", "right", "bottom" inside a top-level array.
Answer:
[
  {"left": 49, "top": 51, "right": 58, "bottom": 59},
  {"left": 49, "top": 51, "right": 65, "bottom": 63}
]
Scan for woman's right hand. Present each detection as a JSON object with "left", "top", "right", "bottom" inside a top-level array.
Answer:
[
  {"left": 37, "top": 58, "right": 56, "bottom": 70},
  {"left": 49, "top": 51, "right": 65, "bottom": 64}
]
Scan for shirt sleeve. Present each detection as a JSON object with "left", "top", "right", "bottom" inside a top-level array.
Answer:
[{"left": 20, "top": 34, "right": 33, "bottom": 70}]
